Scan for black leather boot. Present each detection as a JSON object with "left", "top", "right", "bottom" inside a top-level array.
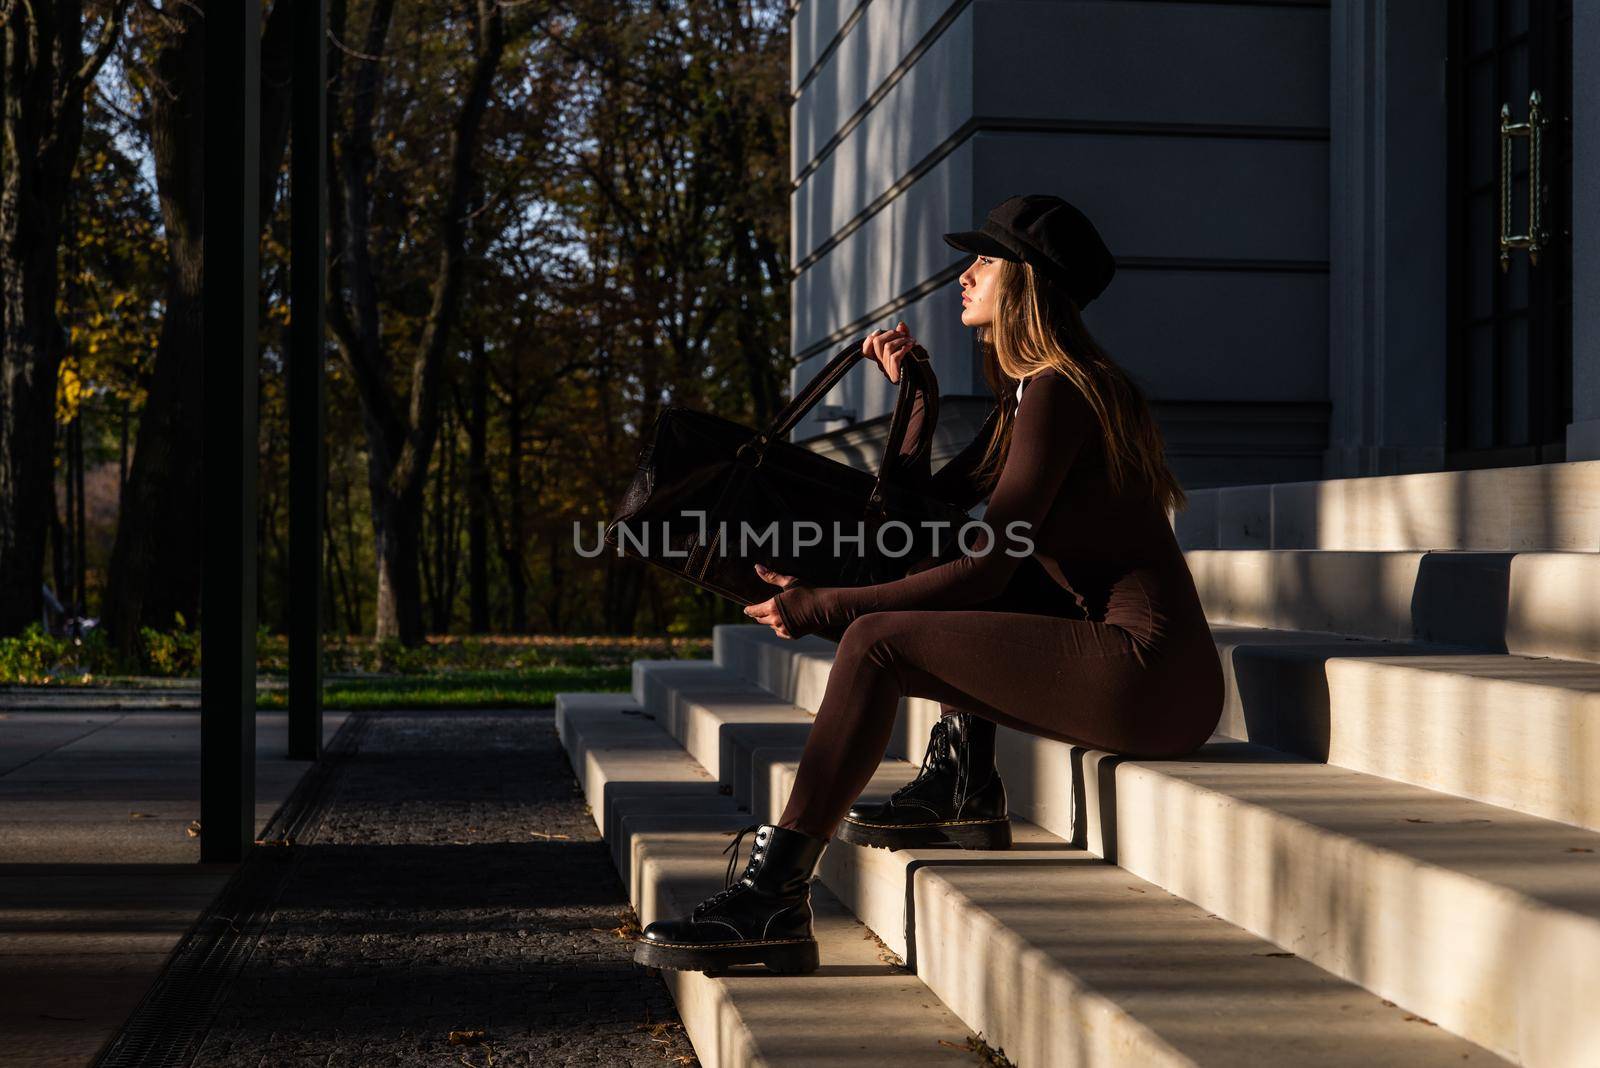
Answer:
[
  {"left": 633, "top": 822, "right": 827, "bottom": 974},
  {"left": 834, "top": 712, "right": 1012, "bottom": 850}
]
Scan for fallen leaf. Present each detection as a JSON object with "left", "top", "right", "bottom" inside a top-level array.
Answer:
[
  {"left": 1566, "top": 847, "right": 1594, "bottom": 853},
  {"left": 448, "top": 1029, "right": 485, "bottom": 1045},
  {"left": 185, "top": 820, "right": 201, "bottom": 838},
  {"left": 1254, "top": 951, "right": 1295, "bottom": 958},
  {"left": 1404, "top": 818, "right": 1432, "bottom": 824},
  {"left": 129, "top": 812, "right": 156, "bottom": 820}
]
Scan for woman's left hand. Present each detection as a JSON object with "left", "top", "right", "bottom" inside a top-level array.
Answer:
[{"left": 743, "top": 562, "right": 799, "bottom": 639}]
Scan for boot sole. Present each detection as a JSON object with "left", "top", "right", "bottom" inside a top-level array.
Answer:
[
  {"left": 834, "top": 816, "right": 1013, "bottom": 851},
  {"left": 633, "top": 936, "right": 820, "bottom": 975}
]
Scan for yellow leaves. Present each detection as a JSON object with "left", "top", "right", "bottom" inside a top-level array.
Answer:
[{"left": 55, "top": 361, "right": 86, "bottom": 424}]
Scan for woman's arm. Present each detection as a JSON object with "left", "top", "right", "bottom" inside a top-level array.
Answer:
[{"left": 773, "top": 369, "right": 1093, "bottom": 637}]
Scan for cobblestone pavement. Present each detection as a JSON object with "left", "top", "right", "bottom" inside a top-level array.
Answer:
[{"left": 191, "top": 709, "right": 696, "bottom": 1067}]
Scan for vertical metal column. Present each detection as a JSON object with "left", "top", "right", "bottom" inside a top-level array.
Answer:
[
  {"left": 288, "top": 0, "right": 328, "bottom": 761},
  {"left": 201, "top": 0, "right": 262, "bottom": 863}
]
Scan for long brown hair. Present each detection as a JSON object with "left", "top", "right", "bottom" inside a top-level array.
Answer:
[{"left": 966, "top": 259, "right": 1187, "bottom": 514}]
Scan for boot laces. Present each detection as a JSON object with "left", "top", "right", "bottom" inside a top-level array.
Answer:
[
  {"left": 889, "top": 716, "right": 951, "bottom": 802},
  {"left": 693, "top": 822, "right": 765, "bottom": 916}
]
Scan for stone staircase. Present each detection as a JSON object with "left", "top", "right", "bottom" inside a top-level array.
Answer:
[{"left": 557, "top": 459, "right": 1600, "bottom": 1067}]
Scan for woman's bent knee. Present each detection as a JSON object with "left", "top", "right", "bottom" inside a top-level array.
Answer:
[
  {"left": 835, "top": 614, "right": 916, "bottom": 680},
  {"left": 838, "top": 613, "right": 902, "bottom": 654}
]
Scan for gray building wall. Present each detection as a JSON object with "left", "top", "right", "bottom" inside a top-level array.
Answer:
[
  {"left": 1324, "top": 0, "right": 1450, "bottom": 477},
  {"left": 788, "top": 0, "right": 1599, "bottom": 486},
  {"left": 788, "top": 0, "right": 1332, "bottom": 489}
]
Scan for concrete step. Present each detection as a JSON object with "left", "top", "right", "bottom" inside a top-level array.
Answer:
[
  {"left": 554, "top": 695, "right": 976, "bottom": 1067},
  {"left": 711, "top": 625, "right": 1600, "bottom": 1067},
  {"left": 1171, "top": 459, "right": 1600, "bottom": 551},
  {"left": 1185, "top": 549, "right": 1600, "bottom": 662},
  {"left": 1210, "top": 624, "right": 1600, "bottom": 833},
  {"left": 717, "top": 622, "right": 1600, "bottom": 836},
  {"left": 621, "top": 667, "right": 1509, "bottom": 1067},
  {"left": 631, "top": 656, "right": 924, "bottom": 767}
]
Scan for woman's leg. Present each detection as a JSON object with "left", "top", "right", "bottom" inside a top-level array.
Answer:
[{"left": 775, "top": 608, "right": 1213, "bottom": 839}]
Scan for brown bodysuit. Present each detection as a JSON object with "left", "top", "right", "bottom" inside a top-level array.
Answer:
[{"left": 770, "top": 365, "right": 1224, "bottom": 840}]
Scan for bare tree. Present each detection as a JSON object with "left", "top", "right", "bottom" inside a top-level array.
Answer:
[
  {"left": 325, "top": 0, "right": 510, "bottom": 644},
  {"left": 0, "top": 0, "right": 128, "bottom": 635}
]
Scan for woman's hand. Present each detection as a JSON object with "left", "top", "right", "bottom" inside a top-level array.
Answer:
[
  {"left": 743, "top": 562, "right": 800, "bottom": 639},
  {"left": 862, "top": 321, "right": 923, "bottom": 384}
]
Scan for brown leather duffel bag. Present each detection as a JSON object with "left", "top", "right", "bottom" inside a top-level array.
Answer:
[{"left": 603, "top": 340, "right": 975, "bottom": 606}]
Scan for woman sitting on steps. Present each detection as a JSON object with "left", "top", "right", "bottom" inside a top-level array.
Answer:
[{"left": 633, "top": 193, "right": 1225, "bottom": 976}]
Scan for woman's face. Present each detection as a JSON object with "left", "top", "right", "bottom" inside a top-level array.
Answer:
[{"left": 958, "top": 255, "right": 1002, "bottom": 327}]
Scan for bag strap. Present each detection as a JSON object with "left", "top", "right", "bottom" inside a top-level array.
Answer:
[
  {"left": 863, "top": 354, "right": 936, "bottom": 515},
  {"left": 738, "top": 340, "right": 936, "bottom": 511},
  {"left": 764, "top": 339, "right": 867, "bottom": 440}
]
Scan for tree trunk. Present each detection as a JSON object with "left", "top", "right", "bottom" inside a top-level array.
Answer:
[
  {"left": 0, "top": 1, "right": 124, "bottom": 636},
  {"left": 326, "top": 0, "right": 506, "bottom": 645},
  {"left": 466, "top": 336, "right": 489, "bottom": 632},
  {"left": 543, "top": 526, "right": 563, "bottom": 632},
  {"left": 102, "top": 0, "right": 294, "bottom": 651},
  {"left": 102, "top": 14, "right": 204, "bottom": 644},
  {"left": 602, "top": 555, "right": 642, "bottom": 635},
  {"left": 495, "top": 363, "right": 527, "bottom": 632},
  {"left": 369, "top": 473, "right": 425, "bottom": 645}
]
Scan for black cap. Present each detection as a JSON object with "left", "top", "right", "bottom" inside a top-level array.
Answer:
[{"left": 944, "top": 194, "right": 1115, "bottom": 310}]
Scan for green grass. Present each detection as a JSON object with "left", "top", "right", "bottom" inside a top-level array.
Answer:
[
  {"left": 254, "top": 666, "right": 633, "bottom": 711},
  {"left": 2, "top": 629, "right": 712, "bottom": 686}
]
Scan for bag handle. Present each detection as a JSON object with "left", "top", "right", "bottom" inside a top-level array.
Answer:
[
  {"left": 764, "top": 339, "right": 865, "bottom": 439},
  {"left": 735, "top": 338, "right": 936, "bottom": 516}
]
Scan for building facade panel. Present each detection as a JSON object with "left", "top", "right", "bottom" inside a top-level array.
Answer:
[
  {"left": 791, "top": 0, "right": 865, "bottom": 90},
  {"left": 971, "top": 1, "right": 1329, "bottom": 129},
  {"left": 792, "top": 140, "right": 972, "bottom": 357},
  {"left": 793, "top": 128, "right": 1330, "bottom": 359},
  {"left": 792, "top": 4, "right": 975, "bottom": 264},
  {"left": 792, "top": 0, "right": 963, "bottom": 172},
  {"left": 1091, "top": 266, "right": 1329, "bottom": 402}
]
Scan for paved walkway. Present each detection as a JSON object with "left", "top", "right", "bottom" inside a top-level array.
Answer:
[
  {"left": 170, "top": 709, "right": 691, "bottom": 1066},
  {"left": 3, "top": 702, "right": 694, "bottom": 1066},
  {"left": 0, "top": 698, "right": 349, "bottom": 1066}
]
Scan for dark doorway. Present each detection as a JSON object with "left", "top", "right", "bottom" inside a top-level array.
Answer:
[{"left": 1445, "top": 0, "right": 1573, "bottom": 469}]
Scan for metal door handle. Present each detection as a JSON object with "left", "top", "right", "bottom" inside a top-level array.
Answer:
[{"left": 1499, "top": 89, "right": 1548, "bottom": 270}]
